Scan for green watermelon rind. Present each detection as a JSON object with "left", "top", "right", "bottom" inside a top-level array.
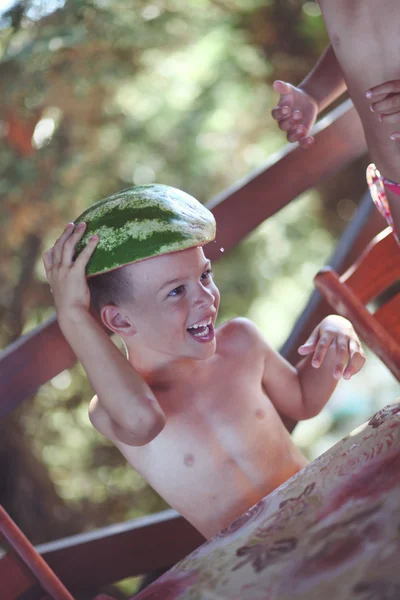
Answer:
[{"left": 73, "top": 184, "right": 216, "bottom": 277}]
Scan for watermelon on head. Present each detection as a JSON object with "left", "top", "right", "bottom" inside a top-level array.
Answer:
[{"left": 73, "top": 184, "right": 216, "bottom": 277}]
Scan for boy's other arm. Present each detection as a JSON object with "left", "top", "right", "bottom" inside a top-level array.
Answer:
[
  {"left": 43, "top": 222, "right": 166, "bottom": 447},
  {"left": 260, "top": 315, "right": 365, "bottom": 421}
]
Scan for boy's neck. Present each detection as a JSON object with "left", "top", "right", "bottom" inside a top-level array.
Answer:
[{"left": 125, "top": 343, "right": 204, "bottom": 390}]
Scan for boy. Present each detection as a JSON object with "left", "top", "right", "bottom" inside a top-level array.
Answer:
[
  {"left": 43, "top": 184, "right": 366, "bottom": 540},
  {"left": 271, "top": 0, "right": 400, "bottom": 244}
]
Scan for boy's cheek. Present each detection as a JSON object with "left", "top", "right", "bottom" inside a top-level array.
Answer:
[{"left": 212, "top": 284, "right": 221, "bottom": 310}]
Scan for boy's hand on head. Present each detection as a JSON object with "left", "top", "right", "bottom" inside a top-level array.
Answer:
[
  {"left": 298, "top": 315, "right": 366, "bottom": 380},
  {"left": 271, "top": 80, "right": 318, "bottom": 149},
  {"left": 42, "top": 222, "right": 99, "bottom": 318},
  {"left": 366, "top": 80, "right": 400, "bottom": 140}
]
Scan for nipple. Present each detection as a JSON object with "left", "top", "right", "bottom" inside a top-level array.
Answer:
[{"left": 184, "top": 453, "right": 195, "bottom": 467}]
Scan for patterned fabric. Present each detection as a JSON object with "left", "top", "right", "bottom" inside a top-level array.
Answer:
[
  {"left": 133, "top": 401, "right": 400, "bottom": 600},
  {"left": 367, "top": 163, "right": 400, "bottom": 245}
]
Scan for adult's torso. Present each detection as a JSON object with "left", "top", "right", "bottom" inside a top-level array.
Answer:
[{"left": 318, "top": 0, "right": 400, "bottom": 177}]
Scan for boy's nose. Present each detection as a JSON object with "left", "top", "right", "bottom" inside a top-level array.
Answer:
[{"left": 194, "top": 285, "right": 214, "bottom": 308}]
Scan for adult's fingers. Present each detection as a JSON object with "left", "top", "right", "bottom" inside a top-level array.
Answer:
[
  {"left": 367, "top": 80, "right": 400, "bottom": 99},
  {"left": 379, "top": 112, "right": 400, "bottom": 125},
  {"left": 372, "top": 94, "right": 400, "bottom": 115}
]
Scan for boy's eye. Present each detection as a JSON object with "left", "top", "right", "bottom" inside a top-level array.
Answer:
[
  {"left": 201, "top": 268, "right": 213, "bottom": 281},
  {"left": 168, "top": 285, "right": 185, "bottom": 297}
]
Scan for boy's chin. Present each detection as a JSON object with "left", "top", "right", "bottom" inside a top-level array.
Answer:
[{"left": 188, "top": 339, "right": 216, "bottom": 359}]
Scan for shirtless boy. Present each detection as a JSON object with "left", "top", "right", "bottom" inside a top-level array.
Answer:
[
  {"left": 43, "top": 185, "right": 366, "bottom": 540},
  {"left": 271, "top": 0, "right": 400, "bottom": 244}
]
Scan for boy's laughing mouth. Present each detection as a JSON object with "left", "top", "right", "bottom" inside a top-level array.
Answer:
[{"left": 186, "top": 317, "right": 215, "bottom": 342}]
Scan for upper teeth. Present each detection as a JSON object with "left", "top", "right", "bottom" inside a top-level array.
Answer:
[{"left": 190, "top": 318, "right": 212, "bottom": 329}]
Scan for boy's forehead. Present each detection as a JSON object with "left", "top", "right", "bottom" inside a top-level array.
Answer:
[{"left": 127, "top": 246, "right": 209, "bottom": 281}]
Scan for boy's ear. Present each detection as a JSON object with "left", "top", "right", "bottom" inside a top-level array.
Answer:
[{"left": 100, "top": 305, "right": 137, "bottom": 336}]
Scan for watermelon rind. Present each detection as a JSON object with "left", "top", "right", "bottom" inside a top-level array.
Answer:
[{"left": 73, "top": 184, "right": 216, "bottom": 277}]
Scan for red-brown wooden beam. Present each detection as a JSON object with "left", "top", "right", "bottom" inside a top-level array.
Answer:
[{"left": 36, "top": 509, "right": 204, "bottom": 592}]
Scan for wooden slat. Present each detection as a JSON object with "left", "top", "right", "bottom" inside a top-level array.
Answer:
[
  {"left": 314, "top": 268, "right": 400, "bottom": 381},
  {"left": 341, "top": 227, "right": 400, "bottom": 302},
  {"left": 0, "top": 100, "right": 367, "bottom": 418},
  {"left": 0, "top": 315, "right": 76, "bottom": 419},
  {"left": 0, "top": 552, "right": 40, "bottom": 600},
  {"left": 0, "top": 506, "right": 75, "bottom": 600},
  {"left": 36, "top": 509, "right": 204, "bottom": 592},
  {"left": 375, "top": 294, "right": 400, "bottom": 340}
]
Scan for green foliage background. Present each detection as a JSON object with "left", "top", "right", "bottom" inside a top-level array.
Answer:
[{"left": 0, "top": 0, "right": 398, "bottom": 596}]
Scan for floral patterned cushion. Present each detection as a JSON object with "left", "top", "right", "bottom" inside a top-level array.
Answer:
[{"left": 134, "top": 402, "right": 400, "bottom": 600}]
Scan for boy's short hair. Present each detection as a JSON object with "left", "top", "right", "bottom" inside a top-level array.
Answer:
[{"left": 88, "top": 266, "right": 133, "bottom": 313}]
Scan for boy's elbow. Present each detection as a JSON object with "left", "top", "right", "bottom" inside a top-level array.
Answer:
[
  {"left": 90, "top": 395, "right": 166, "bottom": 446},
  {"left": 116, "top": 408, "right": 166, "bottom": 446}
]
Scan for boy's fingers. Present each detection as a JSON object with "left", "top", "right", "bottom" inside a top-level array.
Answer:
[
  {"left": 343, "top": 341, "right": 366, "bottom": 379},
  {"left": 311, "top": 333, "right": 334, "bottom": 367},
  {"left": 63, "top": 222, "right": 87, "bottom": 264},
  {"left": 367, "top": 80, "right": 400, "bottom": 99},
  {"left": 298, "top": 342, "right": 316, "bottom": 355},
  {"left": 333, "top": 334, "right": 349, "bottom": 380},
  {"left": 298, "top": 326, "right": 319, "bottom": 355},
  {"left": 390, "top": 131, "right": 400, "bottom": 141},
  {"left": 73, "top": 234, "right": 99, "bottom": 269},
  {"left": 53, "top": 223, "right": 74, "bottom": 265},
  {"left": 42, "top": 248, "right": 54, "bottom": 272}
]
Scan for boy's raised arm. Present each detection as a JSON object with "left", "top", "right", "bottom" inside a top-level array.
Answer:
[{"left": 42, "top": 222, "right": 166, "bottom": 446}]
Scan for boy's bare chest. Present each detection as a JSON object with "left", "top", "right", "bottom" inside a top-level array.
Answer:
[{"left": 119, "top": 357, "right": 291, "bottom": 490}]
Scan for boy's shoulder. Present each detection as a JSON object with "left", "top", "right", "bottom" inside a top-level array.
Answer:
[{"left": 216, "top": 317, "right": 264, "bottom": 355}]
